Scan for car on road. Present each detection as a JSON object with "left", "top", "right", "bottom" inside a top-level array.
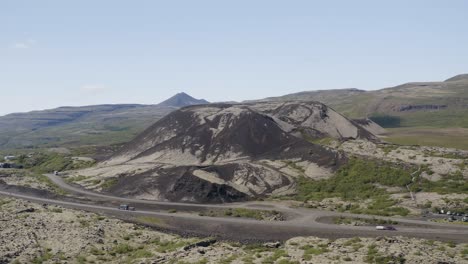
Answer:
[
  {"left": 118, "top": 204, "right": 135, "bottom": 211},
  {"left": 376, "top": 226, "right": 397, "bottom": 231}
]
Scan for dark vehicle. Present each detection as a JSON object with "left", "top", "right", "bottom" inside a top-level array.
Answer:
[
  {"left": 0, "top": 163, "right": 10, "bottom": 168},
  {"left": 0, "top": 163, "right": 23, "bottom": 169},
  {"left": 118, "top": 204, "right": 135, "bottom": 211}
]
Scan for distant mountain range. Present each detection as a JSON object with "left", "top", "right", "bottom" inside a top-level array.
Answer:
[
  {"left": 0, "top": 73, "right": 467, "bottom": 150},
  {"left": 0, "top": 93, "right": 209, "bottom": 149},
  {"left": 257, "top": 74, "right": 468, "bottom": 128}
]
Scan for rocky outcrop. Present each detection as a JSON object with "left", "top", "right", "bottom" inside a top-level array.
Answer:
[
  {"left": 249, "top": 101, "right": 379, "bottom": 141},
  {"left": 353, "top": 118, "right": 386, "bottom": 135},
  {"left": 396, "top": 104, "right": 448, "bottom": 112}
]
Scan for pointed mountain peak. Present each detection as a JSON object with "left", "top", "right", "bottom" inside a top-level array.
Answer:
[{"left": 157, "top": 92, "right": 209, "bottom": 108}]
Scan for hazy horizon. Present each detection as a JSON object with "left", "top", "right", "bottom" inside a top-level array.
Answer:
[{"left": 1, "top": 0, "right": 467, "bottom": 115}]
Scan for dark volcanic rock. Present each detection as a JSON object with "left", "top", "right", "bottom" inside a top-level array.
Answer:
[{"left": 396, "top": 104, "right": 448, "bottom": 112}]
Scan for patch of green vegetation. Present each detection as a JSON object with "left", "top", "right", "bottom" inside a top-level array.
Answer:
[
  {"left": 225, "top": 208, "right": 265, "bottom": 220},
  {"left": 50, "top": 207, "right": 63, "bottom": 213},
  {"left": 91, "top": 179, "right": 102, "bottom": 185},
  {"left": 100, "top": 177, "right": 118, "bottom": 189},
  {"left": 447, "top": 241, "right": 456, "bottom": 248},
  {"left": 136, "top": 216, "right": 164, "bottom": 226},
  {"left": 176, "top": 259, "right": 208, "bottom": 264},
  {"left": 78, "top": 219, "right": 90, "bottom": 227},
  {"left": 0, "top": 198, "right": 11, "bottom": 207},
  {"left": 76, "top": 255, "right": 87, "bottom": 264},
  {"left": 310, "top": 137, "right": 335, "bottom": 146},
  {"left": 261, "top": 249, "right": 288, "bottom": 264},
  {"left": 394, "top": 109, "right": 468, "bottom": 128},
  {"left": 130, "top": 249, "right": 153, "bottom": 259},
  {"left": 385, "top": 127, "right": 468, "bottom": 150},
  {"left": 296, "top": 157, "right": 412, "bottom": 201},
  {"left": 365, "top": 244, "right": 406, "bottom": 264},
  {"left": 277, "top": 260, "right": 300, "bottom": 264},
  {"left": 31, "top": 250, "right": 53, "bottom": 264},
  {"left": 90, "top": 247, "right": 105, "bottom": 256},
  {"left": 283, "top": 160, "right": 306, "bottom": 173},
  {"left": 151, "top": 238, "right": 189, "bottom": 253},
  {"left": 1, "top": 167, "right": 67, "bottom": 195},
  {"left": 301, "top": 244, "right": 329, "bottom": 260},
  {"left": 293, "top": 157, "right": 412, "bottom": 216},
  {"left": 203, "top": 208, "right": 282, "bottom": 220},
  {"left": 417, "top": 171, "right": 468, "bottom": 194},
  {"left": 334, "top": 216, "right": 398, "bottom": 226},
  {"left": 424, "top": 240, "right": 435, "bottom": 246},
  {"left": 343, "top": 237, "right": 361, "bottom": 247},
  {"left": 219, "top": 255, "right": 238, "bottom": 264},
  {"left": 379, "top": 145, "right": 399, "bottom": 155},
  {"left": 111, "top": 243, "right": 135, "bottom": 255},
  {"left": 65, "top": 175, "right": 89, "bottom": 183},
  {"left": 243, "top": 243, "right": 270, "bottom": 254},
  {"left": 350, "top": 197, "right": 410, "bottom": 217},
  {"left": 423, "top": 150, "right": 467, "bottom": 160},
  {"left": 461, "top": 248, "right": 468, "bottom": 258},
  {"left": 241, "top": 254, "right": 255, "bottom": 264},
  {"left": 31, "top": 173, "right": 68, "bottom": 196},
  {"left": 17, "top": 152, "right": 95, "bottom": 174},
  {"left": 95, "top": 215, "right": 106, "bottom": 221}
]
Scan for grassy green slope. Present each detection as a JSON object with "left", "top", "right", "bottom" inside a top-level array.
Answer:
[
  {"left": 384, "top": 127, "right": 468, "bottom": 150},
  {"left": 264, "top": 75, "right": 468, "bottom": 128},
  {"left": 0, "top": 104, "right": 174, "bottom": 149}
]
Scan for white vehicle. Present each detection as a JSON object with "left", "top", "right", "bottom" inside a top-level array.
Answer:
[{"left": 376, "top": 226, "right": 396, "bottom": 231}]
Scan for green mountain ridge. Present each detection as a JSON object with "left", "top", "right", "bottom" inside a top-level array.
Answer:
[
  {"left": 0, "top": 93, "right": 209, "bottom": 150},
  {"left": 258, "top": 74, "right": 468, "bottom": 128},
  {"left": 1, "top": 74, "right": 467, "bottom": 150}
]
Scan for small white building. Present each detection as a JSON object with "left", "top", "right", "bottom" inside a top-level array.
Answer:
[{"left": 4, "top": 156, "right": 16, "bottom": 161}]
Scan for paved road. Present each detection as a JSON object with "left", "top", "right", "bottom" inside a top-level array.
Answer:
[{"left": 0, "top": 174, "right": 467, "bottom": 243}]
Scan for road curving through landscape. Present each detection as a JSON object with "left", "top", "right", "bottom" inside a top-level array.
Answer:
[{"left": 0, "top": 174, "right": 467, "bottom": 243}]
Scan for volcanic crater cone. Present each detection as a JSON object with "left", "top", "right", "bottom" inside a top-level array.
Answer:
[{"left": 74, "top": 101, "right": 378, "bottom": 203}]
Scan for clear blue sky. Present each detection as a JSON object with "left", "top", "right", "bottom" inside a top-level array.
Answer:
[{"left": 1, "top": 0, "right": 467, "bottom": 115}]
